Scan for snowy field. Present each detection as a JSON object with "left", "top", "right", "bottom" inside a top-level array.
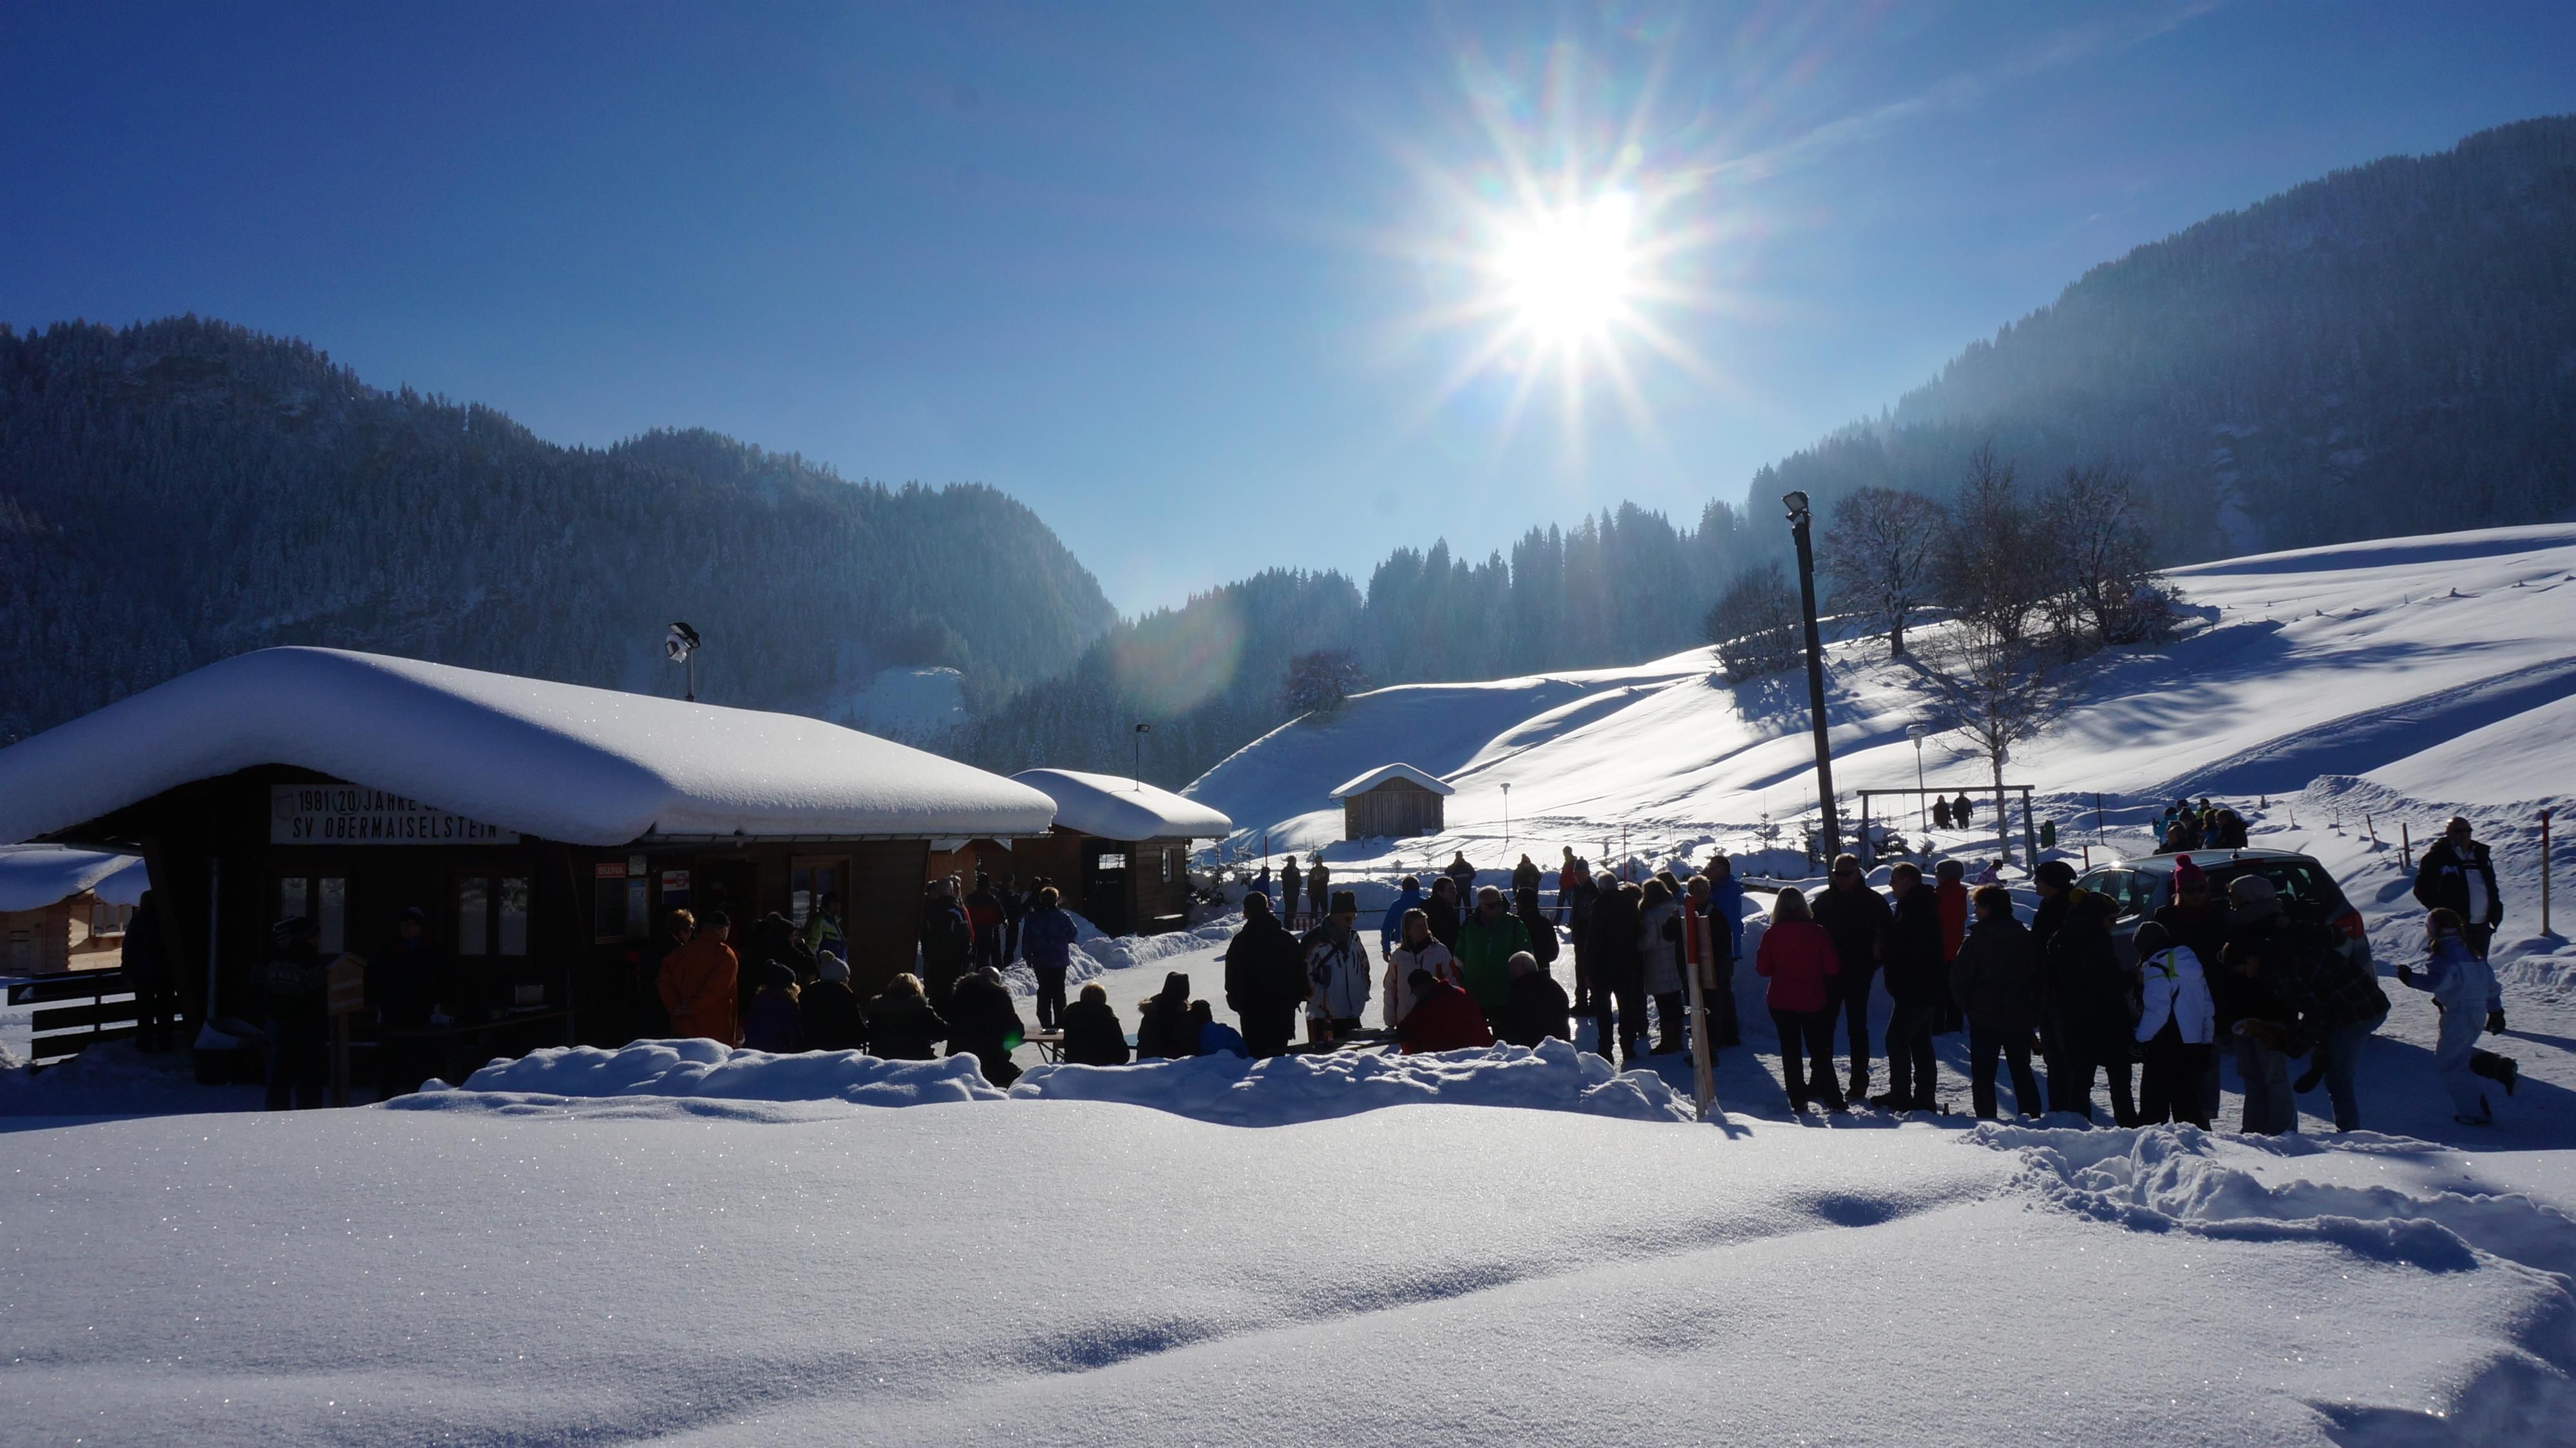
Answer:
[{"left": 6, "top": 522, "right": 2576, "bottom": 1442}]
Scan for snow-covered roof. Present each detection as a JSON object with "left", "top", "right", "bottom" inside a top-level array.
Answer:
[
  {"left": 0, "top": 846, "right": 149, "bottom": 913},
  {"left": 1010, "top": 769, "right": 1232, "bottom": 842},
  {"left": 1329, "top": 763, "right": 1455, "bottom": 799},
  {"left": 0, "top": 648, "right": 1059, "bottom": 849}
]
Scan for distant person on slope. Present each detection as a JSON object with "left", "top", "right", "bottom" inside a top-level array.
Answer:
[
  {"left": 1513, "top": 854, "right": 1542, "bottom": 897},
  {"left": 1379, "top": 875, "right": 1426, "bottom": 955},
  {"left": 1953, "top": 793, "right": 1975, "bottom": 827},
  {"left": 2129, "top": 920, "right": 2214, "bottom": 1128},
  {"left": 2396, "top": 908, "right": 2517, "bottom": 1124},
  {"left": 1454, "top": 886, "right": 1530, "bottom": 1023},
  {"left": 1304, "top": 893, "right": 1374, "bottom": 1042},
  {"left": 1397, "top": 968, "right": 1494, "bottom": 1054},
  {"left": 1059, "top": 982, "right": 1132, "bottom": 1066},
  {"left": 1932, "top": 795, "right": 1953, "bottom": 830},
  {"left": 1305, "top": 856, "right": 1330, "bottom": 928},
  {"left": 2414, "top": 816, "right": 2505, "bottom": 963},
  {"left": 1221, "top": 891, "right": 1309, "bottom": 1057},
  {"left": 1279, "top": 856, "right": 1303, "bottom": 928},
  {"left": 1756, "top": 888, "right": 1845, "bottom": 1112},
  {"left": 1444, "top": 852, "right": 1477, "bottom": 908},
  {"left": 1385, "top": 908, "right": 1461, "bottom": 1027},
  {"left": 863, "top": 973, "right": 949, "bottom": 1060},
  {"left": 1019, "top": 885, "right": 1081, "bottom": 1032},
  {"left": 1949, "top": 886, "right": 2044, "bottom": 1119},
  {"left": 1497, "top": 951, "right": 1572, "bottom": 1048},
  {"left": 1812, "top": 855, "right": 1891, "bottom": 1104},
  {"left": 659, "top": 910, "right": 742, "bottom": 1047}
]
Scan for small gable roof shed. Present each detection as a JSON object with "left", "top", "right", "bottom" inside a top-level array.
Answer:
[{"left": 1329, "top": 763, "right": 1452, "bottom": 842}]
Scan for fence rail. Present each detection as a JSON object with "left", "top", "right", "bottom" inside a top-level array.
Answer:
[{"left": 5, "top": 969, "right": 160, "bottom": 1065}]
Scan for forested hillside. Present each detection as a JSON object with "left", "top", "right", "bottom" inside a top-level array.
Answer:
[
  {"left": 0, "top": 318, "right": 1117, "bottom": 741},
  {"left": 1759, "top": 115, "right": 2576, "bottom": 560}
]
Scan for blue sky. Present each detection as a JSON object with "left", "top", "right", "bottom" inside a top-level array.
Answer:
[{"left": 6, "top": 1, "right": 2573, "bottom": 613}]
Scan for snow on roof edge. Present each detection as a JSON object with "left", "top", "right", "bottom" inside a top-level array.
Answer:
[
  {"left": 1329, "top": 763, "right": 1456, "bottom": 799},
  {"left": 1011, "top": 768, "right": 1232, "bottom": 841}
]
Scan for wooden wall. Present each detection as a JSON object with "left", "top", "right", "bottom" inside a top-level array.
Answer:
[{"left": 1340, "top": 779, "right": 1445, "bottom": 841}]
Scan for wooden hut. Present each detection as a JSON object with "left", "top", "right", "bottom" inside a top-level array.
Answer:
[
  {"left": 1007, "top": 770, "right": 1231, "bottom": 937},
  {"left": 0, "top": 846, "right": 147, "bottom": 976},
  {"left": 1330, "top": 764, "right": 1454, "bottom": 842},
  {"left": 0, "top": 647, "right": 1059, "bottom": 1060}
]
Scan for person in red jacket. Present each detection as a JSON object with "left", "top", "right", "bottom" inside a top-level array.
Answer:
[
  {"left": 1755, "top": 888, "right": 1845, "bottom": 1111},
  {"left": 1934, "top": 857, "right": 1971, "bottom": 1035},
  {"left": 1397, "top": 969, "right": 1496, "bottom": 1054}
]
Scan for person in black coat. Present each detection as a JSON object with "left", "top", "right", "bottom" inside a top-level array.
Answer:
[
  {"left": 864, "top": 973, "right": 948, "bottom": 1060},
  {"left": 1583, "top": 881, "right": 1647, "bottom": 1066},
  {"left": 800, "top": 955, "right": 869, "bottom": 1053},
  {"left": 1497, "top": 950, "right": 1573, "bottom": 1047},
  {"left": 1513, "top": 887, "right": 1560, "bottom": 975},
  {"left": 920, "top": 881, "right": 974, "bottom": 1016},
  {"left": 1949, "top": 886, "right": 2045, "bottom": 1118},
  {"left": 1811, "top": 855, "right": 1892, "bottom": 1103},
  {"left": 123, "top": 890, "right": 175, "bottom": 1052},
  {"left": 945, "top": 966, "right": 1027, "bottom": 1086},
  {"left": 1425, "top": 877, "right": 1464, "bottom": 951},
  {"left": 1059, "top": 982, "right": 1133, "bottom": 1065},
  {"left": 1135, "top": 971, "right": 1198, "bottom": 1060},
  {"left": 1873, "top": 863, "right": 1946, "bottom": 1110},
  {"left": 2414, "top": 816, "right": 2505, "bottom": 962},
  {"left": 2044, "top": 891, "right": 2137, "bottom": 1125},
  {"left": 1222, "top": 893, "right": 1310, "bottom": 1057}
]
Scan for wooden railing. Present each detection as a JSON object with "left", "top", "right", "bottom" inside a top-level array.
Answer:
[{"left": 6, "top": 969, "right": 167, "bottom": 1064}]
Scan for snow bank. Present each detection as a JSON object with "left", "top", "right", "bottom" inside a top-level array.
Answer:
[
  {"left": 0, "top": 646, "right": 1058, "bottom": 847},
  {"left": 415, "top": 1038, "right": 1007, "bottom": 1107},
  {"left": 1012, "top": 1037, "right": 1696, "bottom": 1125},
  {"left": 1012, "top": 767, "right": 1231, "bottom": 841}
]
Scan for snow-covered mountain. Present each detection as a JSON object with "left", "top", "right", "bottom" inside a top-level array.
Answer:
[{"left": 1188, "top": 522, "right": 2576, "bottom": 881}]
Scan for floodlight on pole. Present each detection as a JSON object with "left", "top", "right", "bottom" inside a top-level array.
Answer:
[
  {"left": 1500, "top": 782, "right": 1511, "bottom": 853},
  {"left": 664, "top": 621, "right": 702, "bottom": 702},
  {"left": 1783, "top": 491, "right": 1841, "bottom": 861},
  {"left": 1906, "top": 723, "right": 1928, "bottom": 832},
  {"left": 1133, "top": 722, "right": 1152, "bottom": 792}
]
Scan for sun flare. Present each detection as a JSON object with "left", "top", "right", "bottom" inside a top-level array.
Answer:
[{"left": 1493, "top": 191, "right": 1637, "bottom": 343}]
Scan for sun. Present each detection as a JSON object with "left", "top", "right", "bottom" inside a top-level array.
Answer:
[{"left": 1492, "top": 191, "right": 1638, "bottom": 343}]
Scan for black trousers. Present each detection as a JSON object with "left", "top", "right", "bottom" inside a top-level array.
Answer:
[
  {"left": 1772, "top": 1006, "right": 1844, "bottom": 1109},
  {"left": 1593, "top": 978, "right": 1647, "bottom": 1063},
  {"left": 1882, "top": 996, "right": 1938, "bottom": 1106},
  {"left": 133, "top": 978, "right": 176, "bottom": 1052},
  {"left": 1968, "top": 1021, "right": 2043, "bottom": 1119},
  {"left": 2052, "top": 1024, "right": 2137, "bottom": 1125},
  {"left": 1651, "top": 990, "right": 1686, "bottom": 1053},
  {"left": 1031, "top": 965, "right": 1068, "bottom": 1031},
  {"left": 2137, "top": 1025, "right": 2211, "bottom": 1128},
  {"left": 1238, "top": 1004, "right": 1296, "bottom": 1058},
  {"left": 264, "top": 1013, "right": 328, "bottom": 1110},
  {"left": 1830, "top": 967, "right": 1877, "bottom": 1090}
]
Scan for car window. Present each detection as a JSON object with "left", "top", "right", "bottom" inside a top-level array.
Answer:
[
  {"left": 2097, "top": 870, "right": 2137, "bottom": 919},
  {"left": 2215, "top": 859, "right": 2341, "bottom": 914}
]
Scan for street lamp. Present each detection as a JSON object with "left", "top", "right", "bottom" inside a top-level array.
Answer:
[
  {"left": 664, "top": 622, "right": 702, "bottom": 702},
  {"left": 1906, "top": 723, "right": 1927, "bottom": 834},
  {"left": 1500, "top": 782, "right": 1511, "bottom": 853},
  {"left": 1133, "top": 722, "right": 1152, "bottom": 791},
  {"left": 1783, "top": 491, "right": 1842, "bottom": 861}
]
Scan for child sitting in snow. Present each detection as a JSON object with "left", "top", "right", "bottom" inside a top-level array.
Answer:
[
  {"left": 1191, "top": 1000, "right": 1249, "bottom": 1058},
  {"left": 2395, "top": 908, "right": 2519, "bottom": 1125}
]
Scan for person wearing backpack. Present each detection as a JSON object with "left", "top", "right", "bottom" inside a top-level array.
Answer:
[
  {"left": 2043, "top": 891, "right": 2137, "bottom": 1125},
  {"left": 2129, "top": 919, "right": 2214, "bottom": 1128},
  {"left": 2291, "top": 924, "right": 2392, "bottom": 1134},
  {"left": 2396, "top": 908, "right": 2518, "bottom": 1124}
]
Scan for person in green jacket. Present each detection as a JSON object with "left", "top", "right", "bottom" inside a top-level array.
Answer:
[
  {"left": 1453, "top": 886, "right": 1531, "bottom": 1019},
  {"left": 800, "top": 891, "right": 848, "bottom": 962}
]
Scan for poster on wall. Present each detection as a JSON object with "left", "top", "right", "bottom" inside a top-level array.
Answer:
[{"left": 269, "top": 785, "right": 520, "bottom": 846}]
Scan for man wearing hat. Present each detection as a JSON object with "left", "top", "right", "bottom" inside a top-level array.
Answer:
[
  {"left": 262, "top": 915, "right": 331, "bottom": 1110},
  {"left": 2414, "top": 816, "right": 2505, "bottom": 964}
]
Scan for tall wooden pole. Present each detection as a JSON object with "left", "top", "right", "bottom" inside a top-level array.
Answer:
[{"left": 1787, "top": 495, "right": 1841, "bottom": 861}]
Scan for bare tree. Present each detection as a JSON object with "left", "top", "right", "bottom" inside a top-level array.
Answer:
[
  {"left": 1819, "top": 485, "right": 1938, "bottom": 658},
  {"left": 1703, "top": 562, "right": 1803, "bottom": 682},
  {"left": 1914, "top": 616, "right": 2066, "bottom": 865},
  {"left": 2036, "top": 463, "right": 2163, "bottom": 643},
  {"left": 1934, "top": 443, "right": 2047, "bottom": 647}
]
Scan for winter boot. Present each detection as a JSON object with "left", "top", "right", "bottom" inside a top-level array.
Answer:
[
  {"left": 2472, "top": 1051, "right": 2520, "bottom": 1096},
  {"left": 2454, "top": 1094, "right": 2494, "bottom": 1127}
]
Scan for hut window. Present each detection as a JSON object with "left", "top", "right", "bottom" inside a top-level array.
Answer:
[
  {"left": 90, "top": 901, "right": 132, "bottom": 938},
  {"left": 1161, "top": 850, "right": 1174, "bottom": 882},
  {"left": 316, "top": 877, "right": 346, "bottom": 954},
  {"left": 278, "top": 877, "right": 307, "bottom": 927},
  {"left": 1096, "top": 853, "right": 1127, "bottom": 871},
  {"left": 457, "top": 879, "right": 489, "bottom": 957},
  {"left": 497, "top": 878, "right": 530, "bottom": 957}
]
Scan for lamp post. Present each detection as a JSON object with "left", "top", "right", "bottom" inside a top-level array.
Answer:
[
  {"left": 1783, "top": 491, "right": 1841, "bottom": 861},
  {"left": 664, "top": 622, "right": 701, "bottom": 702},
  {"left": 1133, "top": 722, "right": 1152, "bottom": 792},
  {"left": 1501, "top": 782, "right": 1511, "bottom": 853},
  {"left": 1906, "top": 723, "right": 1927, "bottom": 834}
]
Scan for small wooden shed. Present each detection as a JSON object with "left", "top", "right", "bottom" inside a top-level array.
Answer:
[
  {"left": 1330, "top": 765, "right": 1454, "bottom": 842},
  {"left": 0, "top": 846, "right": 149, "bottom": 975},
  {"left": 1008, "top": 770, "right": 1231, "bottom": 937}
]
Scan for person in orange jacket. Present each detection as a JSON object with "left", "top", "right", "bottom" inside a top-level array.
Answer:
[{"left": 658, "top": 909, "right": 742, "bottom": 1045}]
